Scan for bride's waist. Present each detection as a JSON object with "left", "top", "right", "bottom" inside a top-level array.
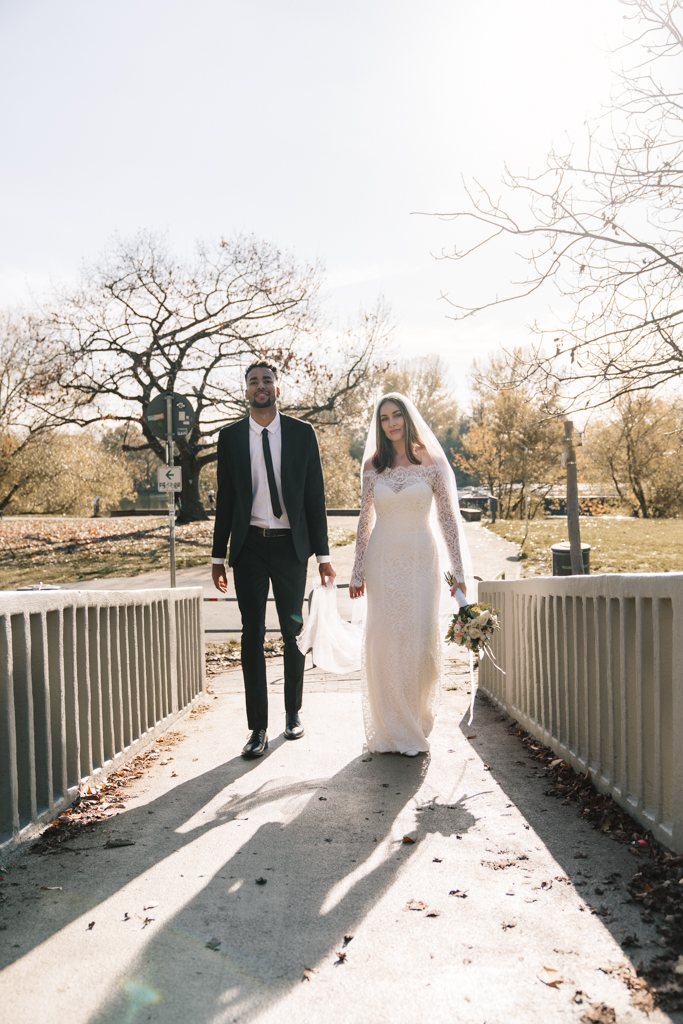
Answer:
[{"left": 371, "top": 520, "right": 434, "bottom": 535}]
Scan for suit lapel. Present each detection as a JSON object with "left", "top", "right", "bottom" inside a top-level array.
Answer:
[
  {"left": 279, "top": 414, "right": 293, "bottom": 505},
  {"left": 236, "top": 417, "right": 251, "bottom": 497}
]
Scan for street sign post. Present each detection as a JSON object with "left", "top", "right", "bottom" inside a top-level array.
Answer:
[{"left": 144, "top": 392, "right": 196, "bottom": 589}]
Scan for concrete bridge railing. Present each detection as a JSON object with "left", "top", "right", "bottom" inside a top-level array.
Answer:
[
  {"left": 0, "top": 587, "right": 204, "bottom": 854},
  {"left": 478, "top": 574, "right": 683, "bottom": 853}
]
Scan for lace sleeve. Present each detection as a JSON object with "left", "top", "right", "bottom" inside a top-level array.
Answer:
[
  {"left": 350, "top": 471, "right": 376, "bottom": 587},
  {"left": 430, "top": 467, "right": 465, "bottom": 583}
]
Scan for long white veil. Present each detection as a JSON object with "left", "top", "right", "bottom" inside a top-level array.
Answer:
[
  {"left": 361, "top": 392, "right": 475, "bottom": 627},
  {"left": 298, "top": 392, "right": 475, "bottom": 674}
]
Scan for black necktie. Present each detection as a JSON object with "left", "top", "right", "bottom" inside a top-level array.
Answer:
[{"left": 261, "top": 428, "right": 283, "bottom": 518}]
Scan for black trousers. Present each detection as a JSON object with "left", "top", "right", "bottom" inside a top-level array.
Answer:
[{"left": 232, "top": 528, "right": 308, "bottom": 732}]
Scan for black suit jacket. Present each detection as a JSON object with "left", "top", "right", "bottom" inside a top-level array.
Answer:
[{"left": 211, "top": 414, "right": 329, "bottom": 567}]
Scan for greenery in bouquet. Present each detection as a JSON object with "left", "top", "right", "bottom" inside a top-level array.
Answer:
[
  {"left": 443, "top": 575, "right": 501, "bottom": 654},
  {"left": 445, "top": 602, "right": 501, "bottom": 654}
]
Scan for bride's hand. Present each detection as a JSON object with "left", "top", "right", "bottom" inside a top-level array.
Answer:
[
  {"left": 349, "top": 583, "right": 365, "bottom": 599},
  {"left": 450, "top": 580, "right": 466, "bottom": 598}
]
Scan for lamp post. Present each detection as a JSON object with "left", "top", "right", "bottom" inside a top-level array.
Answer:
[{"left": 564, "top": 420, "right": 584, "bottom": 575}]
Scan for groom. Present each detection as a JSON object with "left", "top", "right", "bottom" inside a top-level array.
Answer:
[{"left": 211, "top": 362, "right": 336, "bottom": 758}]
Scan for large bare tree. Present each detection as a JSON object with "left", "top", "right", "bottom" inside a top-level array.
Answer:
[
  {"left": 48, "top": 232, "right": 389, "bottom": 522},
  {"left": 419, "top": 0, "right": 683, "bottom": 411}
]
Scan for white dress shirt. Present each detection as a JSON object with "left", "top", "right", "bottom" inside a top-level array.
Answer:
[
  {"left": 248, "top": 411, "right": 290, "bottom": 530},
  {"left": 212, "top": 411, "right": 329, "bottom": 564}
]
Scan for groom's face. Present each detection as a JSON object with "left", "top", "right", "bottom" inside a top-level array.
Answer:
[{"left": 245, "top": 367, "right": 279, "bottom": 409}]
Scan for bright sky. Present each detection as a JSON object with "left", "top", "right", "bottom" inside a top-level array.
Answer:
[{"left": 0, "top": 0, "right": 622, "bottom": 403}]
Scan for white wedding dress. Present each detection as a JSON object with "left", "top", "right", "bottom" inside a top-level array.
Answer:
[{"left": 350, "top": 464, "right": 465, "bottom": 755}]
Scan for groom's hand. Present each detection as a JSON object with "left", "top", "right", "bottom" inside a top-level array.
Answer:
[
  {"left": 319, "top": 561, "right": 336, "bottom": 585},
  {"left": 212, "top": 564, "right": 228, "bottom": 593}
]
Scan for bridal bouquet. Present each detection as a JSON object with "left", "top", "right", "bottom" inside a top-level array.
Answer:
[
  {"left": 443, "top": 571, "right": 500, "bottom": 656},
  {"left": 445, "top": 602, "right": 500, "bottom": 655},
  {"left": 444, "top": 573, "right": 502, "bottom": 726}
]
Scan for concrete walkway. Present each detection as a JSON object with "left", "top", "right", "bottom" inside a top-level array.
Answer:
[
  {"left": 1, "top": 657, "right": 678, "bottom": 1024},
  {"left": 57, "top": 522, "right": 521, "bottom": 636}
]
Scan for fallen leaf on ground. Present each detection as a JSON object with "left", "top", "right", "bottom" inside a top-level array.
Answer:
[
  {"left": 334, "top": 952, "right": 347, "bottom": 965},
  {"left": 142, "top": 917, "right": 154, "bottom": 928},
  {"left": 171, "top": 772, "right": 178, "bottom": 778},
  {"left": 502, "top": 921, "right": 516, "bottom": 931},
  {"left": 449, "top": 890, "right": 468, "bottom": 898},
  {"left": 402, "top": 836, "right": 416, "bottom": 844},
  {"left": 342, "top": 935, "right": 353, "bottom": 946},
  {"left": 467, "top": 735, "right": 477, "bottom": 739},
  {"left": 573, "top": 851, "right": 588, "bottom": 859},
  {"left": 143, "top": 902, "right": 159, "bottom": 910},
  {"left": 426, "top": 911, "right": 440, "bottom": 918},
  {"left": 538, "top": 966, "right": 563, "bottom": 987},
  {"left": 206, "top": 937, "right": 221, "bottom": 950},
  {"left": 87, "top": 921, "right": 95, "bottom": 930},
  {"left": 579, "top": 1003, "right": 616, "bottom": 1024},
  {"left": 404, "top": 900, "right": 426, "bottom": 911},
  {"left": 255, "top": 877, "right": 267, "bottom": 885},
  {"left": 192, "top": 758, "right": 199, "bottom": 762},
  {"left": 104, "top": 839, "right": 135, "bottom": 848},
  {"left": 302, "top": 968, "right": 316, "bottom": 981},
  {"left": 432, "top": 858, "right": 442, "bottom": 863},
  {"left": 483, "top": 763, "right": 490, "bottom": 771}
]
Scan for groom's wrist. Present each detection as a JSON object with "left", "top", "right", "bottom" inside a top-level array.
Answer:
[{"left": 315, "top": 555, "right": 330, "bottom": 564}]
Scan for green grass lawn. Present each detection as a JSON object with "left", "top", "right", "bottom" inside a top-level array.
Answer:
[
  {"left": 0, "top": 518, "right": 356, "bottom": 590},
  {"left": 485, "top": 517, "right": 683, "bottom": 577}
]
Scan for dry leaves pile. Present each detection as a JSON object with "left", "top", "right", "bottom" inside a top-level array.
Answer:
[
  {"left": 30, "top": 733, "right": 182, "bottom": 855},
  {"left": 205, "top": 638, "right": 285, "bottom": 677},
  {"left": 0, "top": 516, "right": 214, "bottom": 586},
  {"left": 512, "top": 722, "right": 683, "bottom": 1011}
]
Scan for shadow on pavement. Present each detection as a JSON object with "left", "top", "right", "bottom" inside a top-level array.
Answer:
[
  {"left": 84, "top": 752, "right": 475, "bottom": 1024},
  {"left": 457, "top": 694, "right": 663, "bottom": 973}
]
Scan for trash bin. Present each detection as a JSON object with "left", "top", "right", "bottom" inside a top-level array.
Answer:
[{"left": 551, "top": 542, "right": 590, "bottom": 576}]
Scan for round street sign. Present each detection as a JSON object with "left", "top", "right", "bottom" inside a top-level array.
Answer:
[{"left": 144, "top": 393, "right": 196, "bottom": 439}]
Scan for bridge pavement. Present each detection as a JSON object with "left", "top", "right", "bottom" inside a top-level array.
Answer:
[{"left": 0, "top": 641, "right": 679, "bottom": 1024}]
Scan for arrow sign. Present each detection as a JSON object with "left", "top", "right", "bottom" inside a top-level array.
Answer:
[{"left": 157, "top": 466, "right": 182, "bottom": 492}]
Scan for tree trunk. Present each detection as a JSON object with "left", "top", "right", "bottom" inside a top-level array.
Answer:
[
  {"left": 631, "top": 475, "right": 649, "bottom": 518},
  {"left": 0, "top": 482, "right": 20, "bottom": 512},
  {"left": 176, "top": 454, "right": 209, "bottom": 524}
]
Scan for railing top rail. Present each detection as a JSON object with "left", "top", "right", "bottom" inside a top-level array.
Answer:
[
  {"left": 479, "top": 572, "right": 683, "bottom": 599},
  {"left": 0, "top": 586, "right": 204, "bottom": 612}
]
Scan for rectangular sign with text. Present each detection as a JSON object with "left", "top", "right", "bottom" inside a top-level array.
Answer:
[{"left": 157, "top": 467, "right": 182, "bottom": 492}]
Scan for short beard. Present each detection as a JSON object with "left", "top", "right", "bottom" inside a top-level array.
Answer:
[{"left": 249, "top": 393, "right": 276, "bottom": 409}]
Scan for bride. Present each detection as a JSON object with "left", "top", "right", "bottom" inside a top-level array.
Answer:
[{"left": 349, "top": 393, "right": 473, "bottom": 756}]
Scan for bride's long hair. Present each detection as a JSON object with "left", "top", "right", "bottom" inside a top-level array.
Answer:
[{"left": 372, "top": 395, "right": 426, "bottom": 472}]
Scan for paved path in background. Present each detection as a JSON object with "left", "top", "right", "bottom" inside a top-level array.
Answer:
[
  {"left": 1, "top": 658, "right": 677, "bottom": 1024},
  {"left": 58, "top": 522, "right": 521, "bottom": 637}
]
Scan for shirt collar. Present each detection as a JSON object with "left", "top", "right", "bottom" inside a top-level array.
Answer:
[{"left": 249, "top": 411, "right": 280, "bottom": 435}]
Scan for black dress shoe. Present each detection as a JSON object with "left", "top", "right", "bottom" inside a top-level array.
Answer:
[
  {"left": 284, "top": 713, "right": 304, "bottom": 740},
  {"left": 242, "top": 729, "right": 268, "bottom": 758}
]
